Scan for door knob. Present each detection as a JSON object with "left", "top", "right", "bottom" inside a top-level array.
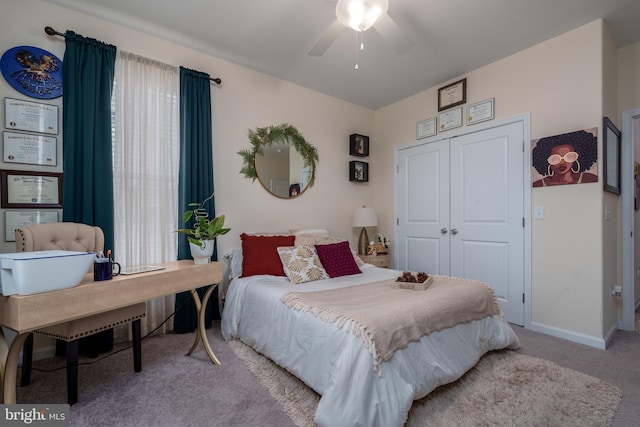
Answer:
[
  {"left": 440, "top": 228, "right": 448, "bottom": 234},
  {"left": 451, "top": 228, "right": 458, "bottom": 235}
]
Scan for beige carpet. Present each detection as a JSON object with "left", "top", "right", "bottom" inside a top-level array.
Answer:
[{"left": 229, "top": 340, "right": 622, "bottom": 427}]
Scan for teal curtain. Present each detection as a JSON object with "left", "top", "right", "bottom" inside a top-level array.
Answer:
[
  {"left": 174, "top": 67, "right": 217, "bottom": 333},
  {"left": 61, "top": 31, "right": 117, "bottom": 354},
  {"left": 62, "top": 31, "right": 117, "bottom": 252}
]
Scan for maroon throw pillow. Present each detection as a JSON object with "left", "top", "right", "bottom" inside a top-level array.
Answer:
[
  {"left": 240, "top": 233, "right": 295, "bottom": 277},
  {"left": 315, "top": 240, "right": 362, "bottom": 278}
]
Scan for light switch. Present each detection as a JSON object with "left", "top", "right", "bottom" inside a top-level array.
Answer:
[{"left": 534, "top": 206, "right": 544, "bottom": 219}]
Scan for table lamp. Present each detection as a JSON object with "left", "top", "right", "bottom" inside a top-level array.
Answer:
[{"left": 352, "top": 206, "right": 378, "bottom": 255}]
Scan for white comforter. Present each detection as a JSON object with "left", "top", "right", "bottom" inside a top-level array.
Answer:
[{"left": 221, "top": 264, "right": 520, "bottom": 427}]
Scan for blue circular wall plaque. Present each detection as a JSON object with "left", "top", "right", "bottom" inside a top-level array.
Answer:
[{"left": 0, "top": 46, "right": 63, "bottom": 99}]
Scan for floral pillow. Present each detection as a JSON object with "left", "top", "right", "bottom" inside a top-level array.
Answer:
[{"left": 277, "top": 245, "right": 329, "bottom": 284}]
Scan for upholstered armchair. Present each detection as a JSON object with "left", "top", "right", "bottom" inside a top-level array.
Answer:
[{"left": 15, "top": 222, "right": 146, "bottom": 405}]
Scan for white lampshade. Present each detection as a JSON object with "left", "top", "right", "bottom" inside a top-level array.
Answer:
[
  {"left": 336, "top": 0, "right": 389, "bottom": 32},
  {"left": 352, "top": 206, "right": 378, "bottom": 228}
]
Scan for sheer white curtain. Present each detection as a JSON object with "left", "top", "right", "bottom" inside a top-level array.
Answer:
[{"left": 112, "top": 51, "right": 180, "bottom": 337}]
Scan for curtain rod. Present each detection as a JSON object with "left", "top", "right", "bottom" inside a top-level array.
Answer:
[{"left": 44, "top": 26, "right": 222, "bottom": 84}]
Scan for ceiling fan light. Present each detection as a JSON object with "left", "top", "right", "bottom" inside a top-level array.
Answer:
[{"left": 336, "top": 0, "right": 389, "bottom": 32}]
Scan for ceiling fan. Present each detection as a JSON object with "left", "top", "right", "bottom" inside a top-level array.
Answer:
[{"left": 308, "top": 0, "right": 414, "bottom": 56}]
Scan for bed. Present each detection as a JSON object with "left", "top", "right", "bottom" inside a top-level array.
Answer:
[{"left": 220, "top": 232, "right": 520, "bottom": 427}]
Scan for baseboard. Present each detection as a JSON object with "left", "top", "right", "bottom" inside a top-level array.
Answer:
[
  {"left": 529, "top": 321, "right": 607, "bottom": 349},
  {"left": 32, "top": 345, "right": 56, "bottom": 362}
]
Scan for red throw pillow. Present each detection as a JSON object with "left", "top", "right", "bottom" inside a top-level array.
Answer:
[
  {"left": 240, "top": 233, "right": 295, "bottom": 277},
  {"left": 315, "top": 240, "right": 362, "bottom": 278}
]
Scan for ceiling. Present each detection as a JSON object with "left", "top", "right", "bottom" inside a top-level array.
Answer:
[{"left": 45, "top": 0, "right": 640, "bottom": 110}]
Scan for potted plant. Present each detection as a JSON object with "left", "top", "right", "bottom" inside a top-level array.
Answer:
[{"left": 176, "top": 193, "right": 230, "bottom": 264}]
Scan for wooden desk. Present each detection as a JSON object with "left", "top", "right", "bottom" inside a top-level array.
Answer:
[{"left": 0, "top": 260, "right": 222, "bottom": 404}]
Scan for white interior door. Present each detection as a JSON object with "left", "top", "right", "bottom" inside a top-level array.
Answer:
[
  {"left": 396, "top": 139, "right": 449, "bottom": 274},
  {"left": 449, "top": 122, "right": 525, "bottom": 324},
  {"left": 395, "top": 121, "right": 525, "bottom": 325}
]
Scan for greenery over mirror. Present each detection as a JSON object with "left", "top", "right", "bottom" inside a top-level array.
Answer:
[{"left": 238, "top": 124, "right": 318, "bottom": 198}]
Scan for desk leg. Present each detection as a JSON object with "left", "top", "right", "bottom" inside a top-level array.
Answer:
[
  {"left": 185, "top": 284, "right": 221, "bottom": 365},
  {"left": 1, "top": 331, "right": 29, "bottom": 404}
]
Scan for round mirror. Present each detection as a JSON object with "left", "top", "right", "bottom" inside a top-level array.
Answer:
[
  {"left": 238, "top": 124, "right": 318, "bottom": 199},
  {"left": 254, "top": 142, "right": 311, "bottom": 198}
]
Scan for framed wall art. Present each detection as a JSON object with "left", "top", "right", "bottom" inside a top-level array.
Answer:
[
  {"left": 4, "top": 97, "right": 59, "bottom": 134},
  {"left": 0, "top": 169, "right": 63, "bottom": 208},
  {"left": 3, "top": 131, "right": 57, "bottom": 166},
  {"left": 350, "top": 134, "right": 369, "bottom": 157},
  {"left": 4, "top": 210, "right": 59, "bottom": 241},
  {"left": 438, "top": 78, "right": 466, "bottom": 111},
  {"left": 467, "top": 98, "right": 495, "bottom": 125},
  {"left": 349, "top": 161, "right": 368, "bottom": 182},
  {"left": 603, "top": 116, "right": 621, "bottom": 194},
  {"left": 0, "top": 46, "right": 63, "bottom": 99},
  {"left": 438, "top": 106, "right": 463, "bottom": 132},
  {"left": 416, "top": 117, "right": 437, "bottom": 139}
]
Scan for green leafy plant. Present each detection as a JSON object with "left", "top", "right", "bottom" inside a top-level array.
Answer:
[
  {"left": 175, "top": 193, "right": 230, "bottom": 249},
  {"left": 238, "top": 123, "right": 318, "bottom": 187}
]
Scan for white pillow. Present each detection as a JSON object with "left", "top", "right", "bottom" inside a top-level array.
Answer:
[
  {"left": 293, "top": 228, "right": 330, "bottom": 236},
  {"left": 277, "top": 245, "right": 329, "bottom": 284},
  {"left": 224, "top": 248, "right": 243, "bottom": 279}
]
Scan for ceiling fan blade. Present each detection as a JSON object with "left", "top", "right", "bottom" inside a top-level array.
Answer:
[
  {"left": 308, "top": 19, "right": 345, "bottom": 56},
  {"left": 375, "top": 14, "right": 414, "bottom": 54}
]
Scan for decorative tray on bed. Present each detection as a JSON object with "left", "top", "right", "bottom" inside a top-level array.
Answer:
[{"left": 391, "top": 271, "right": 433, "bottom": 291}]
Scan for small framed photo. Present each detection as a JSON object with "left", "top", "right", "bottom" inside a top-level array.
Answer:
[
  {"left": 603, "top": 117, "right": 621, "bottom": 194},
  {"left": 438, "top": 78, "right": 466, "bottom": 111},
  {"left": 349, "top": 134, "right": 369, "bottom": 157},
  {"left": 349, "top": 161, "right": 369, "bottom": 182},
  {"left": 416, "top": 117, "right": 437, "bottom": 139},
  {"left": 1, "top": 169, "right": 63, "bottom": 208},
  {"left": 467, "top": 98, "right": 495, "bottom": 125}
]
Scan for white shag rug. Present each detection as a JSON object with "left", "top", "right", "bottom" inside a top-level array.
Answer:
[{"left": 229, "top": 340, "right": 622, "bottom": 427}]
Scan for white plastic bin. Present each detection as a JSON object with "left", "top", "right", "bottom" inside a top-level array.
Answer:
[{"left": 0, "top": 250, "right": 95, "bottom": 296}]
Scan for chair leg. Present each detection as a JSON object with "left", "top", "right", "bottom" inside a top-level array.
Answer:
[
  {"left": 132, "top": 319, "right": 142, "bottom": 372},
  {"left": 66, "top": 340, "right": 79, "bottom": 405},
  {"left": 20, "top": 333, "right": 34, "bottom": 386}
]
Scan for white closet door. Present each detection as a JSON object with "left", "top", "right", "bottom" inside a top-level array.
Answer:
[
  {"left": 396, "top": 139, "right": 449, "bottom": 274},
  {"left": 396, "top": 120, "right": 525, "bottom": 325},
  {"left": 449, "top": 121, "right": 524, "bottom": 324}
]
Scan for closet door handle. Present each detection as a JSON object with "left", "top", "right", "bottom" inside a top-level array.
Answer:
[
  {"left": 451, "top": 228, "right": 458, "bottom": 235},
  {"left": 440, "top": 228, "right": 448, "bottom": 234}
]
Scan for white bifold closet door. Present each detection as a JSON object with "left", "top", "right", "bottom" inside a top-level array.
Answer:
[{"left": 396, "top": 120, "right": 525, "bottom": 325}]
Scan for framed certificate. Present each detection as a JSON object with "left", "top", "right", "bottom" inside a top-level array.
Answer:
[
  {"left": 3, "top": 131, "right": 57, "bottom": 166},
  {"left": 4, "top": 210, "right": 59, "bottom": 241},
  {"left": 416, "top": 117, "right": 437, "bottom": 139},
  {"left": 438, "top": 107, "right": 463, "bottom": 132},
  {"left": 0, "top": 170, "right": 63, "bottom": 208},
  {"left": 467, "top": 98, "right": 495, "bottom": 125},
  {"left": 438, "top": 78, "right": 467, "bottom": 111},
  {"left": 4, "top": 97, "right": 59, "bottom": 135}
]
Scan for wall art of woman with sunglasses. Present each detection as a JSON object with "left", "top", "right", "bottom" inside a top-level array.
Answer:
[{"left": 532, "top": 129, "right": 598, "bottom": 187}]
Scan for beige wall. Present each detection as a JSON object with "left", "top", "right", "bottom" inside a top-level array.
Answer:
[
  {"left": 602, "top": 25, "right": 621, "bottom": 337},
  {"left": 373, "top": 21, "right": 611, "bottom": 341},
  {"left": 0, "top": 0, "right": 376, "bottom": 258}
]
